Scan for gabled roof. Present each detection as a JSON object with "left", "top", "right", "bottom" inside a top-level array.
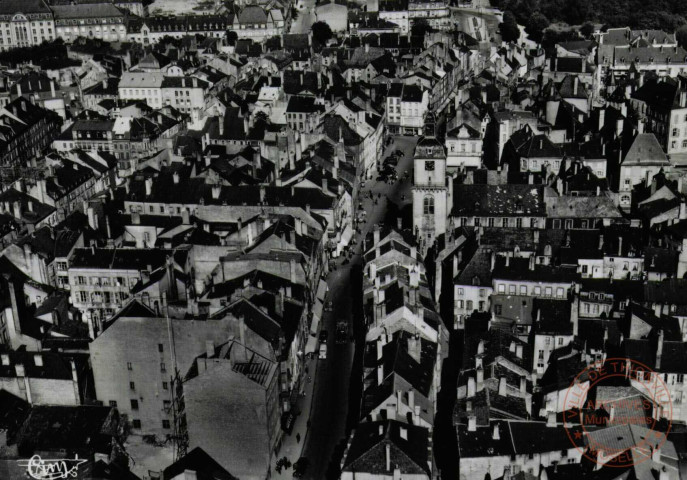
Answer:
[
  {"left": 622, "top": 133, "right": 670, "bottom": 166},
  {"left": 163, "top": 447, "right": 238, "bottom": 480},
  {"left": 342, "top": 420, "right": 431, "bottom": 476}
]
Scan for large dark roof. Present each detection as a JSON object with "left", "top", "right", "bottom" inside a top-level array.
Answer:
[
  {"left": 163, "top": 447, "right": 238, "bottom": 480},
  {"left": 342, "top": 420, "right": 431, "bottom": 476}
]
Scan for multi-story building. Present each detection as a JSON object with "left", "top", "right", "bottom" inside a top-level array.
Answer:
[
  {"left": 0, "top": 0, "right": 55, "bottom": 51},
  {"left": 177, "top": 338, "right": 281, "bottom": 479},
  {"left": 631, "top": 76, "right": 687, "bottom": 156},
  {"left": 412, "top": 136, "right": 448, "bottom": 247},
  {"left": 52, "top": 3, "right": 127, "bottom": 43},
  {"left": 0, "top": 349, "right": 82, "bottom": 405},
  {"left": 445, "top": 123, "right": 482, "bottom": 171},
  {"left": 89, "top": 302, "right": 241, "bottom": 436},
  {"left": 0, "top": 97, "right": 61, "bottom": 170},
  {"left": 67, "top": 247, "right": 187, "bottom": 336},
  {"left": 127, "top": 15, "right": 230, "bottom": 44},
  {"left": 231, "top": 6, "right": 285, "bottom": 41},
  {"left": 119, "top": 72, "right": 208, "bottom": 114},
  {"left": 386, "top": 83, "right": 429, "bottom": 135}
]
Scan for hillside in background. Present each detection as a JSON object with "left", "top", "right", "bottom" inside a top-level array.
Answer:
[{"left": 491, "top": 0, "right": 687, "bottom": 32}]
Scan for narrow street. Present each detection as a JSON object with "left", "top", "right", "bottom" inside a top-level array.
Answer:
[
  {"left": 297, "top": 136, "right": 420, "bottom": 479},
  {"left": 290, "top": 0, "right": 316, "bottom": 34}
]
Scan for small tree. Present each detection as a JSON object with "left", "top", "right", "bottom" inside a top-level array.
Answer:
[
  {"left": 500, "top": 11, "right": 520, "bottom": 43},
  {"left": 677, "top": 25, "right": 687, "bottom": 49},
  {"left": 525, "top": 12, "right": 549, "bottom": 43},
  {"left": 580, "top": 22, "right": 595, "bottom": 39},
  {"left": 312, "top": 21, "right": 333, "bottom": 46},
  {"left": 226, "top": 30, "right": 238, "bottom": 46},
  {"left": 411, "top": 18, "right": 433, "bottom": 37}
]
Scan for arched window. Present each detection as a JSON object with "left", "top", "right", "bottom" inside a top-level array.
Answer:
[{"left": 423, "top": 196, "right": 434, "bottom": 215}]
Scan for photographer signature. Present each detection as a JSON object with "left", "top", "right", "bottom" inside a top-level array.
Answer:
[{"left": 17, "top": 455, "right": 87, "bottom": 479}]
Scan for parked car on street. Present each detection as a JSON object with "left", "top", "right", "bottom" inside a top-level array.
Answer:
[{"left": 293, "top": 457, "right": 310, "bottom": 477}]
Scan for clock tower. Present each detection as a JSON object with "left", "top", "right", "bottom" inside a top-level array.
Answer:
[{"left": 412, "top": 134, "right": 448, "bottom": 249}]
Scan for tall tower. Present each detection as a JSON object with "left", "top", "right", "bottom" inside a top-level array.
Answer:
[{"left": 412, "top": 134, "right": 448, "bottom": 249}]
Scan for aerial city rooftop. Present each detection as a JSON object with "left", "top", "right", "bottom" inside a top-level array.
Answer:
[{"left": 1, "top": 0, "right": 687, "bottom": 478}]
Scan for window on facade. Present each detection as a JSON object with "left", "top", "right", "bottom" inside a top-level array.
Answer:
[
  {"left": 495, "top": 305, "right": 502, "bottom": 315},
  {"left": 109, "top": 400, "right": 117, "bottom": 407},
  {"left": 162, "top": 420, "right": 171, "bottom": 429},
  {"left": 557, "top": 287, "right": 564, "bottom": 298},
  {"left": 423, "top": 196, "right": 434, "bottom": 215},
  {"left": 552, "top": 219, "right": 561, "bottom": 229},
  {"left": 424, "top": 161, "right": 435, "bottom": 171},
  {"left": 498, "top": 284, "right": 505, "bottom": 293},
  {"left": 132, "top": 419, "right": 141, "bottom": 429},
  {"left": 520, "top": 285, "right": 527, "bottom": 295},
  {"left": 160, "top": 363, "right": 166, "bottom": 372},
  {"left": 163, "top": 381, "right": 169, "bottom": 390},
  {"left": 129, "top": 382, "right": 135, "bottom": 390},
  {"left": 130, "top": 399, "right": 139, "bottom": 410},
  {"left": 545, "top": 287, "right": 552, "bottom": 296},
  {"left": 127, "top": 362, "right": 132, "bottom": 370},
  {"left": 466, "top": 300, "right": 473, "bottom": 311},
  {"left": 509, "top": 285, "right": 516, "bottom": 294}
]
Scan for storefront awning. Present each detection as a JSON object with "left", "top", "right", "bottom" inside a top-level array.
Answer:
[
  {"left": 310, "top": 312, "right": 321, "bottom": 335},
  {"left": 305, "top": 334, "right": 318, "bottom": 355},
  {"left": 316, "top": 279, "right": 328, "bottom": 302},
  {"left": 313, "top": 299, "right": 324, "bottom": 319}
]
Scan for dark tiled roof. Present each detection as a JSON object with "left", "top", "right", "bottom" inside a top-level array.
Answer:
[
  {"left": 342, "top": 420, "right": 431, "bottom": 476},
  {"left": 452, "top": 184, "right": 545, "bottom": 216}
]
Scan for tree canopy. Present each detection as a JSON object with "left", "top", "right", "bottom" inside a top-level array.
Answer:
[
  {"left": 500, "top": 11, "right": 521, "bottom": 42},
  {"left": 491, "top": 0, "right": 687, "bottom": 32},
  {"left": 311, "top": 21, "right": 334, "bottom": 46}
]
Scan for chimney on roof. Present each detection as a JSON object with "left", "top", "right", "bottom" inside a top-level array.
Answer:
[
  {"left": 50, "top": 80, "right": 55, "bottom": 98},
  {"left": 145, "top": 177, "right": 153, "bottom": 196},
  {"left": 476, "top": 366, "right": 484, "bottom": 391},
  {"left": 467, "top": 414, "right": 477, "bottom": 431},
  {"left": 618, "top": 236, "right": 623, "bottom": 256},
  {"left": 219, "top": 117, "right": 224, "bottom": 136},
  {"left": 529, "top": 255, "right": 535, "bottom": 271},
  {"left": 467, "top": 376, "right": 476, "bottom": 397},
  {"left": 498, "top": 377, "right": 507, "bottom": 396},
  {"left": 87, "top": 207, "right": 99, "bottom": 230},
  {"left": 515, "top": 344, "right": 523, "bottom": 359},
  {"left": 492, "top": 423, "right": 500, "bottom": 440},
  {"left": 211, "top": 185, "right": 221, "bottom": 200},
  {"left": 173, "top": 172, "right": 180, "bottom": 184},
  {"left": 289, "top": 258, "right": 297, "bottom": 283},
  {"left": 656, "top": 329, "right": 664, "bottom": 370},
  {"left": 547, "top": 411, "right": 556, "bottom": 427},
  {"left": 385, "top": 443, "right": 391, "bottom": 472},
  {"left": 132, "top": 211, "right": 141, "bottom": 225},
  {"left": 4, "top": 275, "right": 21, "bottom": 336}
]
